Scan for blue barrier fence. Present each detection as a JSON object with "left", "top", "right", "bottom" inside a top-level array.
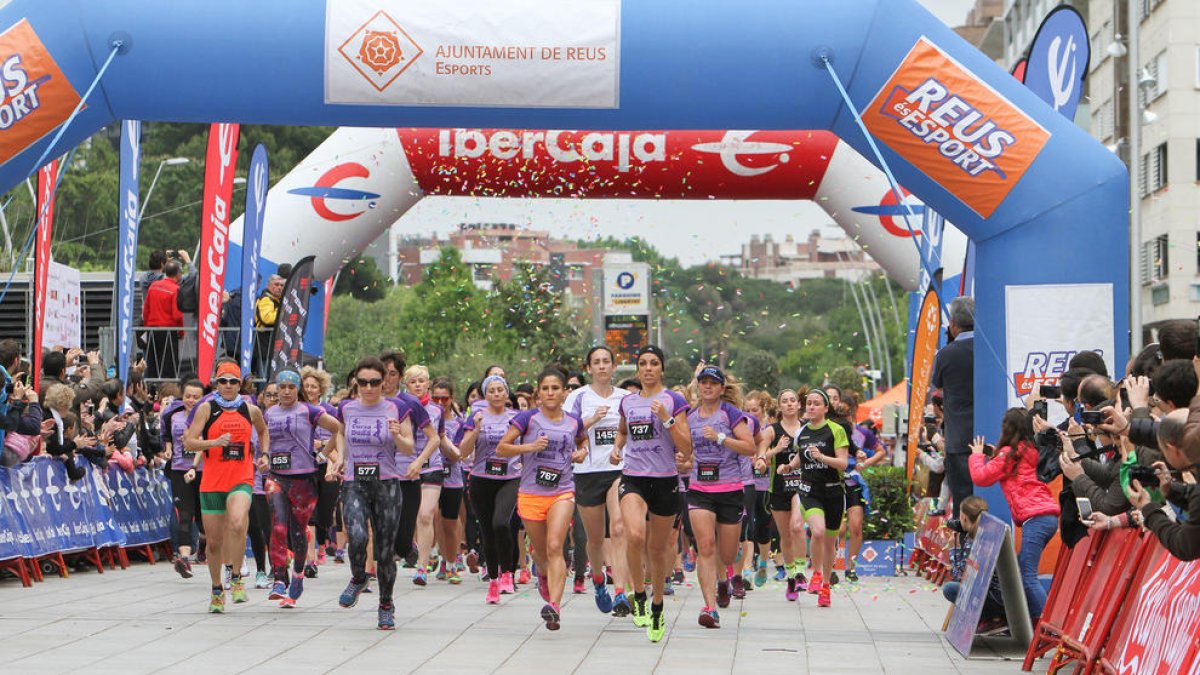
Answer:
[{"left": 0, "top": 457, "right": 173, "bottom": 561}]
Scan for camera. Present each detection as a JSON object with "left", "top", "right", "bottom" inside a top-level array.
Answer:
[
  {"left": 1037, "top": 427, "right": 1062, "bottom": 451},
  {"left": 923, "top": 415, "right": 937, "bottom": 425},
  {"left": 1040, "top": 384, "right": 1061, "bottom": 399},
  {"left": 1080, "top": 410, "right": 1106, "bottom": 425},
  {"left": 945, "top": 518, "right": 966, "bottom": 534},
  {"left": 1032, "top": 399, "right": 1048, "bottom": 420},
  {"left": 1128, "top": 464, "right": 1160, "bottom": 485}
]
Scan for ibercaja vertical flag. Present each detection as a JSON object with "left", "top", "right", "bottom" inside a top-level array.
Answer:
[
  {"left": 116, "top": 120, "right": 141, "bottom": 382},
  {"left": 906, "top": 285, "right": 942, "bottom": 492},
  {"left": 239, "top": 144, "right": 268, "bottom": 376},
  {"left": 267, "top": 256, "right": 315, "bottom": 382},
  {"left": 31, "top": 157, "right": 61, "bottom": 393},
  {"left": 196, "top": 122, "right": 240, "bottom": 384}
]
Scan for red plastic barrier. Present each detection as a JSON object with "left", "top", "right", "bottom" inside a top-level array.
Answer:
[
  {"left": 1022, "top": 532, "right": 1101, "bottom": 671},
  {"left": 1096, "top": 544, "right": 1170, "bottom": 675},
  {"left": 1111, "top": 546, "right": 1200, "bottom": 674}
]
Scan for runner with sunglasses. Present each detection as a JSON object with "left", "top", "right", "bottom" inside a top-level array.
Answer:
[
  {"left": 264, "top": 369, "right": 343, "bottom": 607},
  {"left": 165, "top": 379, "right": 206, "bottom": 579},
  {"left": 335, "top": 357, "right": 415, "bottom": 629},
  {"left": 498, "top": 368, "right": 588, "bottom": 631},
  {"left": 611, "top": 345, "right": 692, "bottom": 642},
  {"left": 300, "top": 366, "right": 339, "bottom": 575},
  {"left": 566, "top": 345, "right": 634, "bottom": 616},
  {"left": 183, "top": 360, "right": 270, "bottom": 613},
  {"left": 758, "top": 388, "right": 808, "bottom": 601},
  {"left": 431, "top": 379, "right": 466, "bottom": 584}
]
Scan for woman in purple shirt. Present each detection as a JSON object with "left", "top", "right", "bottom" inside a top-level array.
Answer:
[
  {"left": 432, "top": 378, "right": 466, "bottom": 584},
  {"left": 686, "top": 366, "right": 756, "bottom": 629},
  {"left": 498, "top": 368, "right": 587, "bottom": 631},
  {"left": 334, "top": 356, "right": 415, "bottom": 630},
  {"left": 405, "top": 364, "right": 459, "bottom": 587},
  {"left": 610, "top": 345, "right": 692, "bottom": 643},
  {"left": 301, "top": 366, "right": 339, "bottom": 570},
  {"left": 164, "top": 379, "right": 206, "bottom": 578}
]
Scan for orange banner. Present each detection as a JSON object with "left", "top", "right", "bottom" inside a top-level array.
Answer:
[
  {"left": 863, "top": 37, "right": 1050, "bottom": 219},
  {"left": 0, "top": 20, "right": 84, "bottom": 165},
  {"left": 907, "top": 286, "right": 941, "bottom": 490}
]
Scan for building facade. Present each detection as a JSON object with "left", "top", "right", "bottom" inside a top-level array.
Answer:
[{"left": 720, "top": 229, "right": 882, "bottom": 286}]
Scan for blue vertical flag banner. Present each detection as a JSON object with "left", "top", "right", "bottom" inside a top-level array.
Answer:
[
  {"left": 240, "top": 144, "right": 269, "bottom": 375},
  {"left": 116, "top": 120, "right": 141, "bottom": 382},
  {"left": 1022, "top": 6, "right": 1090, "bottom": 121}
]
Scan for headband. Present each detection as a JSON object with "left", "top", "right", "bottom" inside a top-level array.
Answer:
[
  {"left": 809, "top": 389, "right": 830, "bottom": 407},
  {"left": 482, "top": 375, "right": 509, "bottom": 394},
  {"left": 275, "top": 369, "right": 301, "bottom": 386},
  {"left": 214, "top": 362, "right": 242, "bottom": 381}
]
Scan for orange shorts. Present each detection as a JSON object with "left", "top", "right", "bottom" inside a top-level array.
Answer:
[{"left": 517, "top": 491, "right": 575, "bottom": 522}]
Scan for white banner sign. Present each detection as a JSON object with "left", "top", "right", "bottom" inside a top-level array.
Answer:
[
  {"left": 44, "top": 260, "right": 81, "bottom": 349},
  {"left": 603, "top": 262, "right": 649, "bottom": 316},
  {"left": 1004, "top": 283, "right": 1114, "bottom": 407},
  {"left": 325, "top": 0, "right": 620, "bottom": 108}
]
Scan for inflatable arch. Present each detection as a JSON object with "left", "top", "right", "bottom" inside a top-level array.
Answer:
[{"left": 0, "top": 0, "right": 1130, "bottom": 449}]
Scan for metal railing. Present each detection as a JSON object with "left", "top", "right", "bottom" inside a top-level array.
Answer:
[{"left": 100, "top": 325, "right": 274, "bottom": 386}]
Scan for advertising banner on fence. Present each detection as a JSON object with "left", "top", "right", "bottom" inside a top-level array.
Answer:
[
  {"left": 43, "top": 261, "right": 81, "bottom": 350},
  {"left": 240, "top": 144, "right": 269, "bottom": 375},
  {"left": 197, "top": 123, "right": 240, "bottom": 384},
  {"left": 31, "top": 157, "right": 60, "bottom": 392},
  {"left": 906, "top": 285, "right": 941, "bottom": 488},
  {"left": 862, "top": 37, "right": 1052, "bottom": 218},
  {"left": 325, "top": 0, "right": 620, "bottom": 108},
  {"left": 1004, "top": 283, "right": 1114, "bottom": 406},
  {"left": 0, "top": 20, "right": 84, "bottom": 165},
  {"left": 267, "top": 256, "right": 315, "bottom": 381},
  {"left": 116, "top": 120, "right": 141, "bottom": 382},
  {"left": 1117, "top": 552, "right": 1200, "bottom": 674}
]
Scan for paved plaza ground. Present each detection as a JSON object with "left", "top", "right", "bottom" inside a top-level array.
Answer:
[{"left": 0, "top": 558, "right": 1031, "bottom": 674}]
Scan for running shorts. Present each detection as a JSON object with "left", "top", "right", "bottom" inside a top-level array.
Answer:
[
  {"left": 799, "top": 485, "right": 847, "bottom": 532},
  {"left": 687, "top": 489, "right": 744, "bottom": 525},
  {"left": 618, "top": 475, "right": 681, "bottom": 518},
  {"left": 199, "top": 483, "right": 253, "bottom": 514},
  {"left": 439, "top": 487, "right": 464, "bottom": 520},
  {"left": 575, "top": 470, "right": 621, "bottom": 508},
  {"left": 516, "top": 491, "right": 574, "bottom": 522}
]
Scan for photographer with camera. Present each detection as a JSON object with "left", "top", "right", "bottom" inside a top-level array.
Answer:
[
  {"left": 968, "top": 408, "right": 1060, "bottom": 622},
  {"left": 40, "top": 383, "right": 89, "bottom": 481},
  {"left": 915, "top": 393, "right": 949, "bottom": 508},
  {"left": 143, "top": 259, "right": 186, "bottom": 380},
  {"left": 942, "top": 495, "right": 1008, "bottom": 635},
  {"left": 0, "top": 339, "right": 44, "bottom": 467}
]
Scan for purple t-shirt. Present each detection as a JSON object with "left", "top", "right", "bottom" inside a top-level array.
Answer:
[
  {"left": 687, "top": 402, "right": 748, "bottom": 493},
  {"left": 510, "top": 409, "right": 586, "bottom": 496},
  {"left": 338, "top": 398, "right": 411, "bottom": 482},
  {"left": 739, "top": 414, "right": 761, "bottom": 485},
  {"left": 393, "top": 393, "right": 432, "bottom": 476},
  {"left": 265, "top": 402, "right": 325, "bottom": 476},
  {"left": 442, "top": 412, "right": 464, "bottom": 489},
  {"left": 465, "top": 407, "right": 519, "bottom": 479},
  {"left": 162, "top": 401, "right": 195, "bottom": 471},
  {"left": 619, "top": 390, "right": 691, "bottom": 478},
  {"left": 418, "top": 400, "right": 447, "bottom": 475},
  {"left": 313, "top": 401, "right": 336, "bottom": 463}
]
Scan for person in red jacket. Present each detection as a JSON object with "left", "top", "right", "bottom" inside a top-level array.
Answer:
[
  {"left": 142, "top": 260, "right": 184, "bottom": 379},
  {"left": 968, "top": 407, "right": 1060, "bottom": 622}
]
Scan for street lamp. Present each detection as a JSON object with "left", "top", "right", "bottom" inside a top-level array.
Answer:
[{"left": 138, "top": 156, "right": 189, "bottom": 221}]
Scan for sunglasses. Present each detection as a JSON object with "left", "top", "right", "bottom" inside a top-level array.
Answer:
[
  {"left": 215, "top": 377, "right": 241, "bottom": 386},
  {"left": 432, "top": 396, "right": 451, "bottom": 404},
  {"left": 356, "top": 377, "right": 384, "bottom": 388}
]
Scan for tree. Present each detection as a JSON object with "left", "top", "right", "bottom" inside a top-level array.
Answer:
[
  {"left": 333, "top": 256, "right": 389, "bottom": 302},
  {"left": 826, "top": 365, "right": 865, "bottom": 397},
  {"left": 664, "top": 356, "right": 693, "bottom": 388},
  {"left": 490, "top": 261, "right": 589, "bottom": 367},
  {"left": 324, "top": 285, "right": 413, "bottom": 377},
  {"left": 402, "top": 247, "right": 494, "bottom": 363},
  {"left": 736, "top": 349, "right": 780, "bottom": 392}
]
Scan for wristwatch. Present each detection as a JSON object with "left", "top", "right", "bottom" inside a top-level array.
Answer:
[
  {"left": 717, "top": 432, "right": 727, "bottom": 445},
  {"left": 663, "top": 416, "right": 676, "bottom": 429}
]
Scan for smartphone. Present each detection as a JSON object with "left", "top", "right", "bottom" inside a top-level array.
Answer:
[
  {"left": 1119, "top": 388, "right": 1131, "bottom": 410},
  {"left": 1080, "top": 410, "right": 1105, "bottom": 425},
  {"left": 1032, "top": 399, "right": 1048, "bottom": 420},
  {"left": 1076, "top": 497, "right": 1094, "bottom": 523}
]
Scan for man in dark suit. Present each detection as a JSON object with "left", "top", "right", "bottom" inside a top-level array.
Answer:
[{"left": 931, "top": 296, "right": 975, "bottom": 516}]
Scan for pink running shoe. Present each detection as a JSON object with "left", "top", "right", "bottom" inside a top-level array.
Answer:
[
  {"left": 500, "top": 572, "right": 516, "bottom": 595},
  {"left": 808, "top": 571, "right": 824, "bottom": 595},
  {"left": 486, "top": 579, "right": 501, "bottom": 605},
  {"left": 517, "top": 569, "right": 531, "bottom": 585},
  {"left": 538, "top": 574, "right": 550, "bottom": 602}
]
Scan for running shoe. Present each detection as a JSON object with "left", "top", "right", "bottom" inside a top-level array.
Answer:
[
  {"left": 413, "top": 569, "right": 428, "bottom": 587},
  {"left": 611, "top": 592, "right": 631, "bottom": 617},
  {"left": 631, "top": 595, "right": 650, "bottom": 627},
  {"left": 339, "top": 579, "right": 368, "bottom": 608},
  {"left": 316, "top": 549, "right": 327, "bottom": 566},
  {"left": 517, "top": 569, "right": 531, "bottom": 585},
  {"left": 540, "top": 602, "right": 561, "bottom": 631},
  {"left": 480, "top": 570, "right": 490, "bottom": 582},
  {"left": 830, "top": 571, "right": 839, "bottom": 586},
  {"left": 773, "top": 565, "right": 787, "bottom": 581},
  {"left": 537, "top": 574, "right": 550, "bottom": 602},
  {"left": 731, "top": 575, "right": 746, "bottom": 600},
  {"left": 436, "top": 560, "right": 448, "bottom": 581},
  {"left": 573, "top": 576, "right": 586, "bottom": 594},
  {"left": 325, "top": 543, "right": 337, "bottom": 556},
  {"left": 671, "top": 569, "right": 685, "bottom": 584},
  {"left": 716, "top": 580, "right": 730, "bottom": 608},
  {"left": 255, "top": 571, "right": 270, "bottom": 589},
  {"left": 795, "top": 571, "right": 808, "bottom": 587},
  {"left": 594, "top": 580, "right": 614, "bottom": 613},
  {"left": 269, "top": 580, "right": 287, "bottom": 600},
  {"left": 378, "top": 604, "right": 396, "bottom": 630},
  {"left": 485, "top": 579, "right": 501, "bottom": 605},
  {"left": 499, "top": 572, "right": 516, "bottom": 595},
  {"left": 647, "top": 610, "right": 666, "bottom": 643},
  {"left": 663, "top": 582, "right": 674, "bottom": 596},
  {"left": 230, "top": 577, "right": 248, "bottom": 603},
  {"left": 304, "top": 563, "right": 318, "bottom": 579},
  {"left": 845, "top": 568, "right": 859, "bottom": 583},
  {"left": 682, "top": 555, "right": 696, "bottom": 573},
  {"left": 698, "top": 607, "right": 720, "bottom": 629},
  {"left": 975, "top": 617, "right": 1009, "bottom": 636},
  {"left": 222, "top": 565, "right": 232, "bottom": 590},
  {"left": 807, "top": 571, "right": 823, "bottom": 595},
  {"left": 785, "top": 576, "right": 799, "bottom": 602},
  {"left": 447, "top": 570, "right": 462, "bottom": 585},
  {"left": 817, "top": 583, "right": 831, "bottom": 608},
  {"left": 334, "top": 548, "right": 346, "bottom": 564},
  {"left": 754, "top": 561, "right": 768, "bottom": 588},
  {"left": 172, "top": 555, "right": 193, "bottom": 579},
  {"left": 403, "top": 548, "right": 418, "bottom": 568},
  {"left": 287, "top": 576, "right": 304, "bottom": 603},
  {"left": 208, "top": 590, "right": 225, "bottom": 614},
  {"left": 465, "top": 550, "right": 480, "bottom": 574}
]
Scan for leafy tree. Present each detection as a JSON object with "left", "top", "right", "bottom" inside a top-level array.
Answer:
[
  {"left": 664, "top": 356, "right": 693, "bottom": 388},
  {"left": 324, "top": 285, "right": 413, "bottom": 376},
  {"left": 403, "top": 247, "right": 493, "bottom": 363},
  {"left": 490, "top": 261, "right": 589, "bottom": 367},
  {"left": 333, "top": 256, "right": 390, "bottom": 302},
  {"left": 826, "top": 365, "right": 865, "bottom": 397},
  {"left": 736, "top": 349, "right": 780, "bottom": 392}
]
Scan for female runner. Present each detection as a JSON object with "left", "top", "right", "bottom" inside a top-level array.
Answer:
[
  {"left": 432, "top": 379, "right": 466, "bottom": 583},
  {"left": 498, "top": 368, "right": 588, "bottom": 630},
  {"left": 301, "top": 366, "right": 339, "bottom": 574},
  {"left": 404, "top": 365, "right": 459, "bottom": 586},
  {"left": 165, "top": 379, "right": 207, "bottom": 578},
  {"left": 757, "top": 388, "right": 808, "bottom": 601}
]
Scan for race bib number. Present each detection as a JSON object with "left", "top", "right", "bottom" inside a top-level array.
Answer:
[
  {"left": 628, "top": 422, "right": 655, "bottom": 441},
  {"left": 270, "top": 453, "right": 292, "bottom": 471},
  {"left": 782, "top": 476, "right": 805, "bottom": 493},
  {"left": 222, "top": 443, "right": 245, "bottom": 461},
  {"left": 355, "top": 462, "right": 380, "bottom": 482},
  {"left": 535, "top": 466, "right": 562, "bottom": 488},
  {"left": 697, "top": 463, "right": 720, "bottom": 482},
  {"left": 595, "top": 427, "right": 617, "bottom": 446},
  {"left": 442, "top": 465, "right": 452, "bottom": 477},
  {"left": 486, "top": 459, "right": 508, "bottom": 477}
]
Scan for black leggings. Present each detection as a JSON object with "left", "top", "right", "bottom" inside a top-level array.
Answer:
[
  {"left": 344, "top": 479, "right": 404, "bottom": 605},
  {"left": 469, "top": 477, "right": 519, "bottom": 579},
  {"left": 170, "top": 469, "right": 204, "bottom": 552},
  {"left": 311, "top": 466, "right": 339, "bottom": 545},
  {"left": 752, "top": 489, "right": 773, "bottom": 546},
  {"left": 248, "top": 493, "right": 271, "bottom": 573},
  {"left": 569, "top": 505, "right": 587, "bottom": 578},
  {"left": 393, "top": 479, "right": 422, "bottom": 559},
  {"left": 739, "top": 484, "right": 757, "bottom": 543}
]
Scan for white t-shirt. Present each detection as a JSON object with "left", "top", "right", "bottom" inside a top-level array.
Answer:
[{"left": 566, "top": 384, "right": 628, "bottom": 473}]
